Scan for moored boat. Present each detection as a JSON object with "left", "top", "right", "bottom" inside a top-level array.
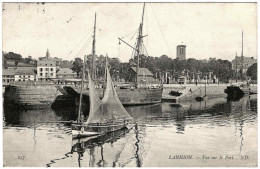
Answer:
[
  {"left": 71, "top": 14, "right": 134, "bottom": 138},
  {"left": 72, "top": 66, "right": 134, "bottom": 138}
]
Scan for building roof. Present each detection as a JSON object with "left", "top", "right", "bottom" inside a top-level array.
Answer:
[
  {"left": 2, "top": 69, "right": 15, "bottom": 76},
  {"left": 131, "top": 67, "right": 153, "bottom": 76},
  {"left": 37, "top": 59, "right": 56, "bottom": 67},
  {"left": 57, "top": 68, "right": 76, "bottom": 75},
  {"left": 177, "top": 45, "right": 186, "bottom": 47},
  {"left": 6, "top": 61, "right": 35, "bottom": 67},
  {"left": 14, "top": 67, "right": 36, "bottom": 75},
  {"left": 232, "top": 56, "right": 257, "bottom": 63}
]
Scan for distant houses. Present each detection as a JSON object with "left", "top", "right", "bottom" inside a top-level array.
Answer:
[
  {"left": 2, "top": 69, "right": 15, "bottom": 85},
  {"left": 2, "top": 49, "right": 77, "bottom": 85},
  {"left": 131, "top": 67, "right": 155, "bottom": 83},
  {"left": 13, "top": 67, "right": 37, "bottom": 81},
  {"left": 56, "top": 68, "right": 77, "bottom": 79},
  {"left": 232, "top": 56, "right": 257, "bottom": 73},
  {"left": 37, "top": 50, "right": 57, "bottom": 81}
]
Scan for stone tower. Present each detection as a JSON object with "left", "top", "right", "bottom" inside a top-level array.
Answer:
[
  {"left": 46, "top": 49, "right": 50, "bottom": 59},
  {"left": 176, "top": 44, "right": 186, "bottom": 60}
]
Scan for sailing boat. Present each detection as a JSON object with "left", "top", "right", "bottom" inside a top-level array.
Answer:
[{"left": 72, "top": 63, "right": 134, "bottom": 138}]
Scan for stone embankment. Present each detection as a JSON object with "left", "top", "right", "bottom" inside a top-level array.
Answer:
[{"left": 162, "top": 84, "right": 228, "bottom": 102}]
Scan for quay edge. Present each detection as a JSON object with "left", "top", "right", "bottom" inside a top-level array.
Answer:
[{"left": 162, "top": 84, "right": 228, "bottom": 102}]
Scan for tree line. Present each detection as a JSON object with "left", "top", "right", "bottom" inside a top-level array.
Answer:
[
  {"left": 2, "top": 51, "right": 35, "bottom": 68},
  {"left": 3, "top": 51, "right": 256, "bottom": 82},
  {"left": 72, "top": 54, "right": 238, "bottom": 83}
]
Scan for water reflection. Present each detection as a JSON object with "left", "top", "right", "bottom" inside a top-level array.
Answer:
[
  {"left": 70, "top": 127, "right": 133, "bottom": 167},
  {"left": 3, "top": 95, "right": 257, "bottom": 167}
]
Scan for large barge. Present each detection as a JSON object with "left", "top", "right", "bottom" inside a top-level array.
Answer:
[
  {"left": 3, "top": 81, "right": 73, "bottom": 109},
  {"left": 64, "top": 85, "right": 163, "bottom": 106}
]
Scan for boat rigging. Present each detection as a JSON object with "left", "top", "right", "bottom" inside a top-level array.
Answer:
[{"left": 118, "top": 3, "right": 147, "bottom": 87}]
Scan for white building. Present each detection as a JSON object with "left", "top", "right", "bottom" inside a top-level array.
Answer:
[
  {"left": 14, "top": 67, "right": 37, "bottom": 81},
  {"left": 2, "top": 69, "right": 15, "bottom": 85},
  {"left": 37, "top": 49, "right": 57, "bottom": 81}
]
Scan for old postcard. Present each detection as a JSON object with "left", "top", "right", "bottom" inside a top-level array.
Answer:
[{"left": 2, "top": 2, "right": 257, "bottom": 167}]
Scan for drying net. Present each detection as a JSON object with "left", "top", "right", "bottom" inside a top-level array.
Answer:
[{"left": 85, "top": 66, "right": 133, "bottom": 124}]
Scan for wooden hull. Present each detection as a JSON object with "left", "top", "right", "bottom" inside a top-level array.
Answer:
[
  {"left": 65, "top": 86, "right": 163, "bottom": 106},
  {"left": 72, "top": 122, "right": 134, "bottom": 139},
  {"left": 71, "top": 125, "right": 134, "bottom": 151},
  {"left": 4, "top": 85, "right": 65, "bottom": 109}
]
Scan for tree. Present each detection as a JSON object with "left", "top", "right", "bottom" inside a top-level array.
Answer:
[
  {"left": 72, "top": 58, "right": 83, "bottom": 77},
  {"left": 247, "top": 63, "right": 257, "bottom": 80},
  {"left": 15, "top": 60, "right": 19, "bottom": 66}
]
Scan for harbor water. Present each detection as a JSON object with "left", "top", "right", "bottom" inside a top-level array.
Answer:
[{"left": 3, "top": 95, "right": 257, "bottom": 167}]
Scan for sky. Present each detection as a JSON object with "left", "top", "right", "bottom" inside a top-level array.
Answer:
[{"left": 2, "top": 2, "right": 257, "bottom": 62}]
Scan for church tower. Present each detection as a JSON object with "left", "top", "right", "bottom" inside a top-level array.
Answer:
[{"left": 46, "top": 49, "right": 50, "bottom": 59}]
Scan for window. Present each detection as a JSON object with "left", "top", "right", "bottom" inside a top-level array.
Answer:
[
  {"left": 28, "top": 76, "right": 30, "bottom": 78},
  {"left": 51, "top": 68, "right": 53, "bottom": 71},
  {"left": 19, "top": 76, "right": 21, "bottom": 78},
  {"left": 40, "top": 68, "right": 43, "bottom": 71},
  {"left": 18, "top": 79, "right": 21, "bottom": 81},
  {"left": 50, "top": 73, "right": 53, "bottom": 76},
  {"left": 45, "top": 68, "right": 49, "bottom": 71},
  {"left": 23, "top": 75, "right": 25, "bottom": 78},
  {"left": 40, "top": 73, "right": 43, "bottom": 76}
]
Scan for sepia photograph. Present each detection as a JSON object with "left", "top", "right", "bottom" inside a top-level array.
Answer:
[{"left": 2, "top": 2, "right": 258, "bottom": 167}]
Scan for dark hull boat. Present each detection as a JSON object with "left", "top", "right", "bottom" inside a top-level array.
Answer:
[
  {"left": 224, "top": 86, "right": 244, "bottom": 101},
  {"left": 64, "top": 86, "right": 162, "bottom": 106},
  {"left": 71, "top": 125, "right": 133, "bottom": 150}
]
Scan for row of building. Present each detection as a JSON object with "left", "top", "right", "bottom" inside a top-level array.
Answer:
[{"left": 3, "top": 49, "right": 77, "bottom": 85}]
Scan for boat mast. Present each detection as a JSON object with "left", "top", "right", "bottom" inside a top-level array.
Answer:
[
  {"left": 103, "top": 54, "right": 108, "bottom": 97},
  {"left": 135, "top": 3, "right": 145, "bottom": 85},
  {"left": 78, "top": 55, "right": 86, "bottom": 123},
  {"left": 241, "top": 30, "right": 244, "bottom": 81},
  {"left": 235, "top": 52, "right": 238, "bottom": 83},
  {"left": 92, "top": 13, "right": 97, "bottom": 80},
  {"left": 105, "top": 54, "right": 108, "bottom": 81}
]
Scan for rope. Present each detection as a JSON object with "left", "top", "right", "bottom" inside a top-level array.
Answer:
[
  {"left": 146, "top": 5, "right": 148, "bottom": 52},
  {"left": 149, "top": 3, "right": 173, "bottom": 58},
  {"left": 142, "top": 43, "right": 149, "bottom": 57},
  {"left": 65, "top": 28, "right": 94, "bottom": 59},
  {"left": 74, "top": 35, "right": 93, "bottom": 60},
  {"left": 121, "top": 29, "right": 139, "bottom": 40}
]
